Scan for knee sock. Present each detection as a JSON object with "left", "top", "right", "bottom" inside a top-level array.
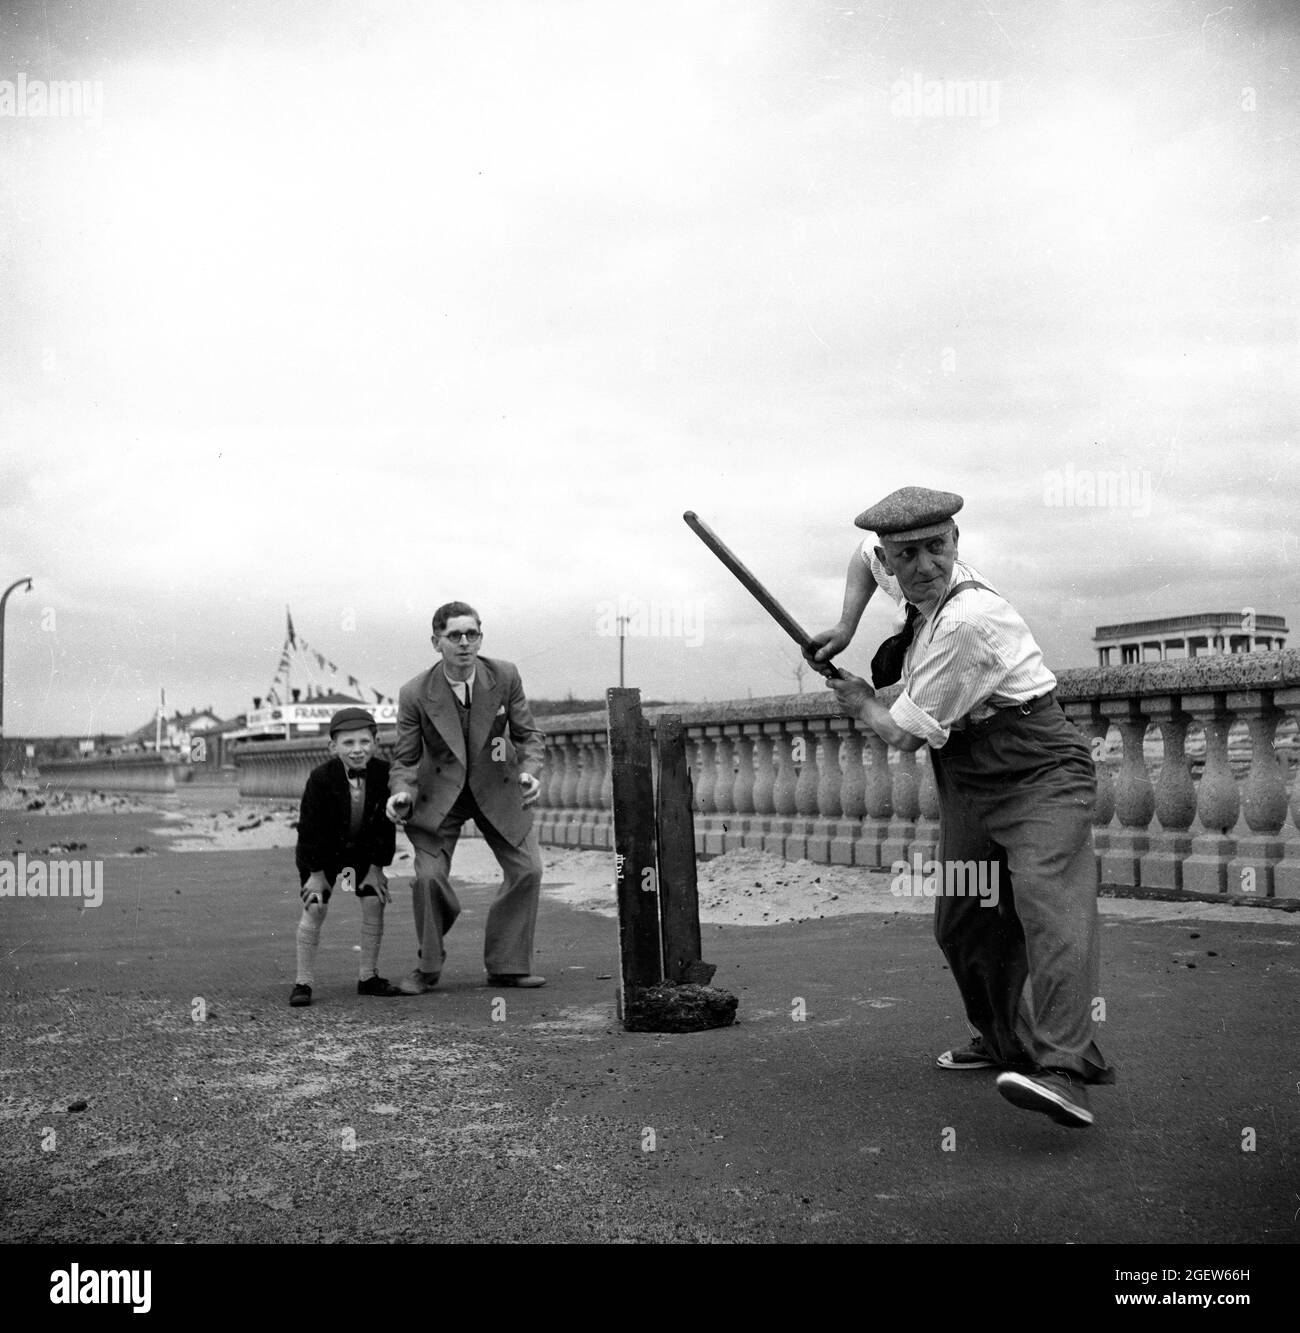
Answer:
[
  {"left": 296, "top": 903, "right": 327, "bottom": 986},
  {"left": 359, "top": 896, "right": 384, "bottom": 981}
]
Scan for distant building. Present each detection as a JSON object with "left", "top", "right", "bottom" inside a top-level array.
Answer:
[
  {"left": 123, "top": 707, "right": 224, "bottom": 754},
  {"left": 1093, "top": 613, "right": 1289, "bottom": 666}
]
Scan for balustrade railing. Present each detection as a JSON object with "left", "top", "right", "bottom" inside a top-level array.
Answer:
[
  {"left": 223, "top": 653, "right": 1300, "bottom": 900},
  {"left": 528, "top": 652, "right": 1300, "bottom": 901}
]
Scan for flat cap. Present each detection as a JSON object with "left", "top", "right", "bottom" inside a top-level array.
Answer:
[
  {"left": 328, "top": 706, "right": 377, "bottom": 736},
  {"left": 854, "top": 486, "right": 963, "bottom": 541}
]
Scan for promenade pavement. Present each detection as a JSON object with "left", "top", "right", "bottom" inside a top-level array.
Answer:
[{"left": 1, "top": 802, "right": 1297, "bottom": 1245}]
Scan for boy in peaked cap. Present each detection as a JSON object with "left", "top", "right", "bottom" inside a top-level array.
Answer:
[
  {"left": 289, "top": 707, "right": 405, "bottom": 1006},
  {"left": 809, "top": 487, "right": 1114, "bottom": 1130}
]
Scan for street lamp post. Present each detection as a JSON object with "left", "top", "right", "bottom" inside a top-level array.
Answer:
[{"left": 0, "top": 577, "right": 35, "bottom": 770}]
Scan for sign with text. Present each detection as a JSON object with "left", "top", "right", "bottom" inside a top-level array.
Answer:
[{"left": 248, "top": 702, "right": 397, "bottom": 730}]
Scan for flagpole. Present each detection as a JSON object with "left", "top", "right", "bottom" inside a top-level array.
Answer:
[{"left": 156, "top": 685, "right": 163, "bottom": 752}]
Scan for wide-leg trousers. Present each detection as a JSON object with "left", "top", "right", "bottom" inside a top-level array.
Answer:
[
  {"left": 408, "top": 788, "right": 543, "bottom": 977},
  {"left": 929, "top": 696, "right": 1115, "bottom": 1084}
]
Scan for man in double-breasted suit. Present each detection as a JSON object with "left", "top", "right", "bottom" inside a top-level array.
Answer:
[{"left": 386, "top": 601, "right": 548, "bottom": 991}]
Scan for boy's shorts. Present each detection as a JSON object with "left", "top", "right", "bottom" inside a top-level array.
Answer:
[{"left": 297, "top": 858, "right": 381, "bottom": 901}]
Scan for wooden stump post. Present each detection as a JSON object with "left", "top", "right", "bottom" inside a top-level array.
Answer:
[
  {"left": 606, "top": 688, "right": 663, "bottom": 996},
  {"left": 607, "top": 691, "right": 735, "bottom": 1033},
  {"left": 656, "top": 715, "right": 716, "bottom": 986}
]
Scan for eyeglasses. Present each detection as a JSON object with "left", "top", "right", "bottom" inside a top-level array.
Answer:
[{"left": 442, "top": 630, "right": 481, "bottom": 644}]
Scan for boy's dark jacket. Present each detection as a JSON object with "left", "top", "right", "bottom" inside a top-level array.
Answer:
[{"left": 295, "top": 756, "right": 397, "bottom": 880}]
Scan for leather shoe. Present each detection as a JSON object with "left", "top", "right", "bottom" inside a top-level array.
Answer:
[
  {"left": 398, "top": 969, "right": 440, "bottom": 995},
  {"left": 485, "top": 973, "right": 546, "bottom": 988}
]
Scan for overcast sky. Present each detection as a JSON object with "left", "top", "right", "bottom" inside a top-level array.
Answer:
[{"left": 1, "top": 0, "right": 1296, "bottom": 735}]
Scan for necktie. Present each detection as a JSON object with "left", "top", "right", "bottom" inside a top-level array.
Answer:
[{"left": 870, "top": 602, "right": 921, "bottom": 688}]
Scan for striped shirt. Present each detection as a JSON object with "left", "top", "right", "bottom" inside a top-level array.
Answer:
[{"left": 860, "top": 542, "right": 1056, "bottom": 748}]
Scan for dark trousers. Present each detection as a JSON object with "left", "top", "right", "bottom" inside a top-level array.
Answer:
[
  {"left": 930, "top": 697, "right": 1115, "bottom": 1084},
  {"left": 408, "top": 786, "right": 543, "bottom": 977}
]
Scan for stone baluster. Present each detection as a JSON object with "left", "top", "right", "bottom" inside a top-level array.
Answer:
[
  {"left": 1226, "top": 691, "right": 1289, "bottom": 898},
  {"left": 908, "top": 745, "right": 941, "bottom": 868},
  {"left": 1139, "top": 698, "right": 1196, "bottom": 891},
  {"left": 762, "top": 727, "right": 798, "bottom": 856},
  {"left": 831, "top": 725, "right": 866, "bottom": 865},
  {"left": 853, "top": 732, "right": 894, "bottom": 869},
  {"left": 1181, "top": 694, "right": 1240, "bottom": 895},
  {"left": 596, "top": 739, "right": 614, "bottom": 849},
  {"left": 575, "top": 737, "right": 596, "bottom": 810},
  {"left": 705, "top": 730, "right": 736, "bottom": 856},
  {"left": 693, "top": 733, "right": 716, "bottom": 816},
  {"left": 726, "top": 729, "right": 755, "bottom": 852},
  {"left": 805, "top": 722, "right": 842, "bottom": 862},
  {"left": 691, "top": 732, "right": 718, "bottom": 857},
  {"left": 574, "top": 735, "right": 597, "bottom": 849},
  {"left": 546, "top": 736, "right": 572, "bottom": 844},
  {"left": 1272, "top": 687, "right": 1300, "bottom": 898},
  {"left": 1099, "top": 700, "right": 1154, "bottom": 888},
  {"left": 1064, "top": 702, "right": 1115, "bottom": 850},
  {"left": 745, "top": 730, "right": 776, "bottom": 851},
  {"left": 880, "top": 745, "right": 918, "bottom": 869},
  {"left": 560, "top": 736, "right": 581, "bottom": 813},
  {"left": 787, "top": 722, "right": 820, "bottom": 860},
  {"left": 543, "top": 737, "right": 564, "bottom": 809}
]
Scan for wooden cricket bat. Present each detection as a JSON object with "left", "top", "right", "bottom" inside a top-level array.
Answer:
[{"left": 683, "top": 511, "right": 843, "bottom": 681}]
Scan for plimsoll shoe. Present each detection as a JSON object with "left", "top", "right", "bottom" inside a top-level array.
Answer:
[
  {"left": 485, "top": 973, "right": 546, "bottom": 988},
  {"left": 289, "top": 984, "right": 312, "bottom": 1007},
  {"left": 357, "top": 974, "right": 404, "bottom": 997},
  {"left": 996, "top": 1069, "right": 1094, "bottom": 1128},
  {"left": 936, "top": 1036, "right": 1000, "bottom": 1070},
  {"left": 398, "top": 969, "right": 440, "bottom": 995}
]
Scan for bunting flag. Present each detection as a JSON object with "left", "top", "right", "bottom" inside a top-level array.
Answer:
[{"left": 265, "top": 609, "right": 393, "bottom": 715}]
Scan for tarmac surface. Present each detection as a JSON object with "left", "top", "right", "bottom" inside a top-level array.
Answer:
[{"left": 1, "top": 801, "right": 1298, "bottom": 1245}]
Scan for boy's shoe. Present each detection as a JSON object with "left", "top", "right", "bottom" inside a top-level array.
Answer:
[
  {"left": 936, "top": 1036, "right": 1000, "bottom": 1070},
  {"left": 357, "top": 974, "right": 404, "bottom": 997},
  {"left": 289, "top": 984, "right": 312, "bottom": 1007},
  {"left": 485, "top": 973, "right": 546, "bottom": 988},
  {"left": 398, "top": 969, "right": 440, "bottom": 995},
  {"left": 995, "top": 1069, "right": 1094, "bottom": 1128}
]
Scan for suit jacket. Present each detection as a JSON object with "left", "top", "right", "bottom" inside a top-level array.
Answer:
[
  {"left": 295, "top": 756, "right": 397, "bottom": 880},
  {"left": 389, "top": 655, "right": 546, "bottom": 848}
]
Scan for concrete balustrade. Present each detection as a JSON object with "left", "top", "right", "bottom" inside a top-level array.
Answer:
[
  {"left": 38, "top": 753, "right": 182, "bottom": 793},
  {"left": 226, "top": 652, "right": 1300, "bottom": 901}
]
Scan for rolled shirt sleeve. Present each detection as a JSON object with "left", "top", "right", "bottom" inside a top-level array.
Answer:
[{"left": 889, "top": 618, "right": 1004, "bottom": 748}]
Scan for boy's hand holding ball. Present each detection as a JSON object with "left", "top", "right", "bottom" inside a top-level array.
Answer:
[{"left": 386, "top": 793, "right": 412, "bottom": 825}]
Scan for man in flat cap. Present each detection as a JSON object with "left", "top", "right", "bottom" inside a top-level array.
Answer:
[
  {"left": 386, "top": 601, "right": 548, "bottom": 990},
  {"left": 808, "top": 487, "right": 1113, "bottom": 1128}
]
